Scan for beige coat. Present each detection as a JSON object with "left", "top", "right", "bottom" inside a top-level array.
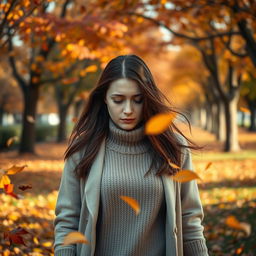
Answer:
[{"left": 54, "top": 138, "right": 208, "bottom": 256}]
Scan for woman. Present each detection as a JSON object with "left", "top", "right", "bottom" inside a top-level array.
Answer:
[{"left": 54, "top": 54, "right": 209, "bottom": 256}]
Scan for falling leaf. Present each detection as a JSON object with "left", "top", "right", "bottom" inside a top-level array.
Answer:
[
  {"left": 18, "top": 184, "right": 32, "bottom": 191},
  {"left": 63, "top": 231, "right": 89, "bottom": 246},
  {"left": 4, "top": 184, "right": 20, "bottom": 199},
  {"left": 236, "top": 247, "right": 243, "bottom": 254},
  {"left": 6, "top": 136, "right": 19, "bottom": 147},
  {"left": 145, "top": 112, "right": 176, "bottom": 135},
  {"left": 171, "top": 169, "right": 202, "bottom": 183},
  {"left": 0, "top": 172, "right": 11, "bottom": 188},
  {"left": 78, "top": 91, "right": 89, "bottom": 100},
  {"left": 6, "top": 165, "right": 27, "bottom": 175},
  {"left": 120, "top": 196, "right": 140, "bottom": 215},
  {"left": 27, "top": 115, "right": 35, "bottom": 123},
  {"left": 239, "top": 107, "right": 250, "bottom": 113},
  {"left": 4, "top": 227, "right": 30, "bottom": 246},
  {"left": 204, "top": 162, "right": 212, "bottom": 171},
  {"left": 72, "top": 117, "right": 78, "bottom": 123},
  {"left": 4, "top": 183, "right": 14, "bottom": 194},
  {"left": 225, "top": 215, "right": 251, "bottom": 236},
  {"left": 168, "top": 160, "right": 180, "bottom": 169},
  {"left": 62, "top": 77, "right": 79, "bottom": 85}
]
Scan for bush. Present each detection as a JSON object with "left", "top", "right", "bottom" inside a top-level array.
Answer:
[
  {"left": 0, "top": 124, "right": 59, "bottom": 150},
  {"left": 35, "top": 124, "right": 58, "bottom": 142}
]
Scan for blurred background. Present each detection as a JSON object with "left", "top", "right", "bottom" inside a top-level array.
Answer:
[{"left": 0, "top": 0, "right": 255, "bottom": 255}]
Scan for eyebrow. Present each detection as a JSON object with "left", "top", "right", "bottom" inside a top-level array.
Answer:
[{"left": 111, "top": 93, "right": 142, "bottom": 97}]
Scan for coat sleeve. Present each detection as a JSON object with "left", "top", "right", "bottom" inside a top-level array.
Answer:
[
  {"left": 53, "top": 152, "right": 82, "bottom": 256},
  {"left": 179, "top": 137, "right": 209, "bottom": 256}
]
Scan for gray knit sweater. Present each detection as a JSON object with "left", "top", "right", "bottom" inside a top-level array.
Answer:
[{"left": 94, "top": 119, "right": 166, "bottom": 256}]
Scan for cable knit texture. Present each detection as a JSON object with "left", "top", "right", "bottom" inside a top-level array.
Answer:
[{"left": 94, "top": 119, "right": 166, "bottom": 256}]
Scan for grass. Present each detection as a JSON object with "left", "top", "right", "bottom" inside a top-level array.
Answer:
[{"left": 193, "top": 150, "right": 256, "bottom": 161}]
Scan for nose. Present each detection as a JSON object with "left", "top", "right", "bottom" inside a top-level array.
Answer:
[{"left": 123, "top": 100, "right": 133, "bottom": 114}]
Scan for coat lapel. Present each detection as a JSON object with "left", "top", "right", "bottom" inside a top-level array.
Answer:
[
  {"left": 161, "top": 175, "right": 178, "bottom": 255},
  {"left": 83, "top": 138, "right": 106, "bottom": 256}
]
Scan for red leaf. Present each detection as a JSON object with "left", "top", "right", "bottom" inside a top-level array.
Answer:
[
  {"left": 4, "top": 227, "right": 30, "bottom": 246},
  {"left": 4, "top": 184, "right": 20, "bottom": 199}
]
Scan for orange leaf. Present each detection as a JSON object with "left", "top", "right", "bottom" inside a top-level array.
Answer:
[
  {"left": 145, "top": 112, "right": 176, "bottom": 135},
  {"left": 239, "top": 107, "right": 250, "bottom": 113},
  {"left": 6, "top": 165, "right": 27, "bottom": 175},
  {"left": 4, "top": 184, "right": 19, "bottom": 199},
  {"left": 63, "top": 231, "right": 89, "bottom": 246},
  {"left": 204, "top": 162, "right": 212, "bottom": 171},
  {"left": 225, "top": 215, "right": 251, "bottom": 236},
  {"left": 72, "top": 117, "right": 78, "bottom": 123},
  {"left": 6, "top": 136, "right": 19, "bottom": 147},
  {"left": 120, "top": 196, "right": 140, "bottom": 215},
  {"left": 171, "top": 170, "right": 202, "bottom": 183},
  {"left": 168, "top": 160, "right": 180, "bottom": 169},
  {"left": 4, "top": 183, "right": 14, "bottom": 193}
]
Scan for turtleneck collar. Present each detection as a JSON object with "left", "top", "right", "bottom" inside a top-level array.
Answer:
[{"left": 106, "top": 118, "right": 149, "bottom": 154}]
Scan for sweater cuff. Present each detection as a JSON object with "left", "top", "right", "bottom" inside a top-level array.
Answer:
[
  {"left": 54, "top": 247, "right": 76, "bottom": 256},
  {"left": 184, "top": 239, "right": 209, "bottom": 256}
]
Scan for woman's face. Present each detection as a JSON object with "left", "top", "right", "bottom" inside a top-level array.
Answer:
[{"left": 105, "top": 78, "right": 144, "bottom": 131}]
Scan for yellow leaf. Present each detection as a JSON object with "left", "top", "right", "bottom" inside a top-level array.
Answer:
[
  {"left": 63, "top": 232, "right": 89, "bottom": 246},
  {"left": 27, "top": 115, "right": 35, "bottom": 123},
  {"left": 0, "top": 174, "right": 11, "bottom": 188},
  {"left": 168, "top": 160, "right": 180, "bottom": 169},
  {"left": 225, "top": 215, "right": 251, "bottom": 236},
  {"left": 204, "top": 162, "right": 212, "bottom": 171},
  {"left": 240, "top": 107, "right": 250, "bottom": 113},
  {"left": 8, "top": 212, "right": 19, "bottom": 221},
  {"left": 66, "top": 44, "right": 74, "bottom": 51},
  {"left": 33, "top": 237, "right": 39, "bottom": 245},
  {"left": 145, "top": 112, "right": 176, "bottom": 135},
  {"left": 120, "top": 196, "right": 140, "bottom": 215},
  {"left": 33, "top": 248, "right": 43, "bottom": 253},
  {"left": 42, "top": 241, "right": 52, "bottom": 247},
  {"left": 6, "top": 165, "right": 27, "bottom": 175},
  {"left": 85, "top": 65, "right": 97, "bottom": 73},
  {"left": 171, "top": 170, "right": 202, "bottom": 183},
  {"left": 6, "top": 136, "right": 18, "bottom": 147}
]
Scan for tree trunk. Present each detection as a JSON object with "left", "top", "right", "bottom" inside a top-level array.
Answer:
[
  {"left": 223, "top": 93, "right": 240, "bottom": 152},
  {"left": 0, "top": 107, "right": 4, "bottom": 125},
  {"left": 204, "top": 104, "right": 213, "bottom": 132},
  {"left": 19, "top": 85, "right": 40, "bottom": 154},
  {"left": 215, "top": 99, "right": 225, "bottom": 142},
  {"left": 248, "top": 100, "right": 256, "bottom": 131},
  {"left": 210, "top": 103, "right": 217, "bottom": 134},
  {"left": 57, "top": 106, "right": 68, "bottom": 142}
]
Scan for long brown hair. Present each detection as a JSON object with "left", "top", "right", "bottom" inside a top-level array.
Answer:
[{"left": 65, "top": 54, "right": 200, "bottom": 179}]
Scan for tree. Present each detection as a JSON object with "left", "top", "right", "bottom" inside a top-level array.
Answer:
[{"left": 5, "top": 0, "right": 133, "bottom": 153}]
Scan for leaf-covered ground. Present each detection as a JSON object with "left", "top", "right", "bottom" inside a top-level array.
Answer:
[{"left": 0, "top": 127, "right": 255, "bottom": 255}]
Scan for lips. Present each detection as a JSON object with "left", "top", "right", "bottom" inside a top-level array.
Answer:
[{"left": 121, "top": 118, "right": 135, "bottom": 123}]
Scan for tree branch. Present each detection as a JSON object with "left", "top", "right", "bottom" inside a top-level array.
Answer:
[
  {"left": 127, "top": 12, "right": 241, "bottom": 42},
  {"left": 7, "top": 34, "right": 27, "bottom": 92}
]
